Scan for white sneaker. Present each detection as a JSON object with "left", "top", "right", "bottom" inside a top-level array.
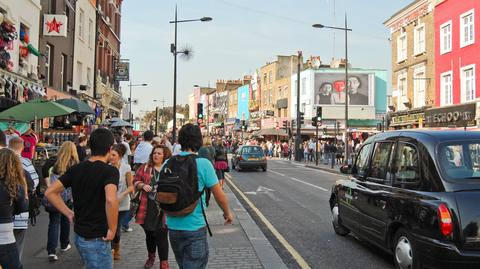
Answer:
[
  {"left": 48, "top": 254, "right": 58, "bottom": 262},
  {"left": 60, "top": 244, "right": 71, "bottom": 252}
]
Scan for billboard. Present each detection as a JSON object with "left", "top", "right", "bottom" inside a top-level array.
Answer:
[
  {"left": 237, "top": 85, "right": 250, "bottom": 120},
  {"left": 314, "top": 73, "right": 373, "bottom": 106},
  {"left": 44, "top": 15, "right": 68, "bottom": 37}
]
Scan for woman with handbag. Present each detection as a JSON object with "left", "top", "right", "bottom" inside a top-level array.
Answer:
[
  {"left": 214, "top": 140, "right": 228, "bottom": 189},
  {"left": 109, "top": 144, "right": 133, "bottom": 260},
  {"left": 43, "top": 141, "right": 78, "bottom": 262},
  {"left": 133, "top": 145, "right": 171, "bottom": 269}
]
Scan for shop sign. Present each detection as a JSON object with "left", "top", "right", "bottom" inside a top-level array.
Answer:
[
  {"left": 276, "top": 98, "right": 288, "bottom": 109},
  {"left": 391, "top": 113, "right": 424, "bottom": 125},
  {"left": 114, "top": 59, "right": 130, "bottom": 81},
  {"left": 265, "top": 110, "right": 274, "bottom": 116},
  {"left": 44, "top": 15, "right": 68, "bottom": 37},
  {"left": 425, "top": 103, "right": 476, "bottom": 128}
]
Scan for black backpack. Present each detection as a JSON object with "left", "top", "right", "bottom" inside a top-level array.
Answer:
[{"left": 157, "top": 154, "right": 212, "bottom": 235}]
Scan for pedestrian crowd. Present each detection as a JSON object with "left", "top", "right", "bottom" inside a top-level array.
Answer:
[{"left": 0, "top": 123, "right": 234, "bottom": 269}]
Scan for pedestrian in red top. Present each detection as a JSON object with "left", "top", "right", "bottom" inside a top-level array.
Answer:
[
  {"left": 20, "top": 128, "right": 38, "bottom": 160},
  {"left": 134, "top": 145, "right": 171, "bottom": 269}
]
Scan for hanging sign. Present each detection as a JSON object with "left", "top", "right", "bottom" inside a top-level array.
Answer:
[
  {"left": 114, "top": 60, "right": 130, "bottom": 81},
  {"left": 43, "top": 15, "right": 68, "bottom": 37}
]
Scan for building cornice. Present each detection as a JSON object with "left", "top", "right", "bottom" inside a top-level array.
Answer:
[{"left": 384, "top": 0, "right": 432, "bottom": 32}]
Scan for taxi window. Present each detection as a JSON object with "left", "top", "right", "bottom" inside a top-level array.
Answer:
[
  {"left": 394, "top": 143, "right": 420, "bottom": 185},
  {"left": 353, "top": 143, "right": 372, "bottom": 178},
  {"left": 438, "top": 142, "right": 480, "bottom": 181},
  {"left": 368, "top": 142, "right": 394, "bottom": 182}
]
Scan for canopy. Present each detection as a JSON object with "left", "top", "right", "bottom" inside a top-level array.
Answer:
[
  {"left": 55, "top": 98, "right": 94, "bottom": 115},
  {"left": 110, "top": 119, "right": 133, "bottom": 128},
  {"left": 0, "top": 100, "right": 76, "bottom": 122}
]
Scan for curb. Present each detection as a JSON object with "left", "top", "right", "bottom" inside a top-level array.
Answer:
[
  {"left": 304, "top": 164, "right": 342, "bottom": 175},
  {"left": 224, "top": 174, "right": 288, "bottom": 269}
]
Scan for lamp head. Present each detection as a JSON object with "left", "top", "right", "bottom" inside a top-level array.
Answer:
[
  {"left": 312, "top": 24, "right": 325, "bottom": 28},
  {"left": 141, "top": 83, "right": 148, "bottom": 86},
  {"left": 200, "top": 17, "right": 212, "bottom": 22}
]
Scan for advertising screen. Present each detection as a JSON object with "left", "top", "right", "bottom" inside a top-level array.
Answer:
[{"left": 314, "top": 73, "right": 372, "bottom": 106}]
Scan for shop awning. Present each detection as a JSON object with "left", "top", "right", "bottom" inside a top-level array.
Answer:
[
  {"left": 55, "top": 98, "right": 95, "bottom": 115},
  {"left": 212, "top": 122, "right": 223, "bottom": 127},
  {"left": 0, "top": 100, "right": 75, "bottom": 122},
  {"left": 347, "top": 119, "right": 382, "bottom": 127},
  {"left": 253, "top": 128, "right": 287, "bottom": 136}
]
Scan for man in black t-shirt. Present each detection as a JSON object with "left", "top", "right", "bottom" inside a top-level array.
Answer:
[{"left": 46, "top": 128, "right": 119, "bottom": 269}]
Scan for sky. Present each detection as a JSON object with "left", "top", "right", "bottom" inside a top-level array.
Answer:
[{"left": 119, "top": 0, "right": 413, "bottom": 118}]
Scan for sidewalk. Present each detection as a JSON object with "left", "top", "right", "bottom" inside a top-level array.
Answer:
[{"left": 22, "top": 184, "right": 286, "bottom": 269}]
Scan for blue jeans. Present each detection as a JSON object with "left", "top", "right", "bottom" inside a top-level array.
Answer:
[
  {"left": 74, "top": 234, "right": 112, "bottom": 269},
  {"left": 0, "top": 243, "right": 21, "bottom": 269},
  {"left": 169, "top": 227, "right": 208, "bottom": 269},
  {"left": 122, "top": 211, "right": 133, "bottom": 229},
  {"left": 47, "top": 211, "right": 70, "bottom": 254}
]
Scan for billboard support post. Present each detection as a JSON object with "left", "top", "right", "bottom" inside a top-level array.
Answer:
[{"left": 295, "top": 51, "right": 302, "bottom": 162}]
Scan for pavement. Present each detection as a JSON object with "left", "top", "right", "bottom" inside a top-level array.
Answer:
[
  {"left": 22, "top": 184, "right": 286, "bottom": 269},
  {"left": 228, "top": 158, "right": 395, "bottom": 269}
]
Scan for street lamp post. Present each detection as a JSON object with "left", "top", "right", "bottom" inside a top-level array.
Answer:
[
  {"left": 170, "top": 6, "right": 212, "bottom": 143},
  {"left": 153, "top": 98, "right": 166, "bottom": 134},
  {"left": 313, "top": 13, "right": 352, "bottom": 165},
  {"left": 129, "top": 82, "right": 148, "bottom": 123}
]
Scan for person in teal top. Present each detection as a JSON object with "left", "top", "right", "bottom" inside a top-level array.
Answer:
[
  {"left": 167, "top": 124, "right": 233, "bottom": 269},
  {"left": 165, "top": 153, "right": 218, "bottom": 231}
]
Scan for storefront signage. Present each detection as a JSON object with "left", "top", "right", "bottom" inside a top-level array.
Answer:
[
  {"left": 391, "top": 113, "right": 424, "bottom": 125},
  {"left": 276, "top": 98, "right": 288, "bottom": 109},
  {"left": 389, "top": 3, "right": 431, "bottom": 32},
  {"left": 44, "top": 15, "right": 68, "bottom": 37},
  {"left": 265, "top": 110, "right": 274, "bottom": 116},
  {"left": 425, "top": 103, "right": 476, "bottom": 128}
]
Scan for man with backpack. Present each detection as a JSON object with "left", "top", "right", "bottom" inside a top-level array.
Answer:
[{"left": 156, "top": 124, "right": 233, "bottom": 269}]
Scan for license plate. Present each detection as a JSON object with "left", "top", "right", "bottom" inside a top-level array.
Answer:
[{"left": 249, "top": 158, "right": 258, "bottom": 160}]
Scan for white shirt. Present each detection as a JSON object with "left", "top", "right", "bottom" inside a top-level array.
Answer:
[
  {"left": 172, "top": 143, "right": 182, "bottom": 156},
  {"left": 121, "top": 141, "right": 131, "bottom": 165},
  {"left": 116, "top": 163, "right": 131, "bottom": 211},
  {"left": 133, "top": 141, "right": 153, "bottom": 164}
]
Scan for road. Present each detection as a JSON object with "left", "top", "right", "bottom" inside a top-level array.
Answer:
[{"left": 227, "top": 158, "right": 395, "bottom": 269}]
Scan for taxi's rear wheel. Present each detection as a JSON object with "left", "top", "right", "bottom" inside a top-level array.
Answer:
[
  {"left": 331, "top": 203, "right": 349, "bottom": 236},
  {"left": 393, "top": 228, "right": 420, "bottom": 269}
]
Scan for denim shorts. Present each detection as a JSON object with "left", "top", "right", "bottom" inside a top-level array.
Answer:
[
  {"left": 169, "top": 227, "right": 208, "bottom": 269},
  {"left": 0, "top": 243, "right": 21, "bottom": 269},
  {"left": 74, "top": 233, "right": 112, "bottom": 269}
]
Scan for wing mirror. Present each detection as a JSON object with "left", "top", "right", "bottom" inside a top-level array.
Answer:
[{"left": 340, "top": 164, "right": 352, "bottom": 174}]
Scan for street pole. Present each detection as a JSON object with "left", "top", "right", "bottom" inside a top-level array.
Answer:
[
  {"left": 315, "top": 123, "right": 319, "bottom": 166},
  {"left": 172, "top": 6, "right": 178, "bottom": 143},
  {"left": 155, "top": 106, "right": 159, "bottom": 134},
  {"left": 294, "top": 51, "right": 302, "bottom": 162},
  {"left": 344, "top": 13, "right": 349, "bottom": 165},
  {"left": 129, "top": 81, "right": 132, "bottom": 123},
  {"left": 207, "top": 97, "right": 210, "bottom": 136}
]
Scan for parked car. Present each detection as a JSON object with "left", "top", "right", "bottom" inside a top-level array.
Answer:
[
  {"left": 330, "top": 130, "right": 480, "bottom": 269},
  {"left": 231, "top": 146, "right": 267, "bottom": 171}
]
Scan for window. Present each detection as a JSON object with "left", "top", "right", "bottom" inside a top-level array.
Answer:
[
  {"left": 79, "top": 9, "right": 85, "bottom": 40},
  {"left": 77, "top": 61, "right": 83, "bottom": 86},
  {"left": 49, "top": 0, "right": 56, "bottom": 13},
  {"left": 461, "top": 65, "right": 475, "bottom": 102},
  {"left": 87, "top": 67, "right": 92, "bottom": 87},
  {"left": 414, "top": 66, "right": 426, "bottom": 108},
  {"left": 268, "top": 71, "right": 273, "bottom": 83},
  {"left": 263, "top": 73, "right": 267, "bottom": 84},
  {"left": 414, "top": 24, "right": 425, "bottom": 55},
  {"left": 45, "top": 44, "right": 52, "bottom": 86},
  {"left": 301, "top": 77, "right": 306, "bottom": 95},
  {"left": 460, "top": 10, "right": 475, "bottom": 47},
  {"left": 441, "top": 71, "right": 453, "bottom": 105},
  {"left": 301, "top": 103, "right": 306, "bottom": 113},
  {"left": 278, "top": 86, "right": 282, "bottom": 98},
  {"left": 440, "top": 21, "right": 452, "bottom": 54},
  {"left": 293, "top": 80, "right": 297, "bottom": 96},
  {"left": 353, "top": 144, "right": 372, "bottom": 178},
  {"left": 397, "top": 34, "right": 407, "bottom": 62},
  {"left": 88, "top": 19, "right": 94, "bottom": 48},
  {"left": 269, "top": 87, "right": 273, "bottom": 104},
  {"left": 438, "top": 142, "right": 480, "bottom": 181},
  {"left": 368, "top": 142, "right": 394, "bottom": 181},
  {"left": 394, "top": 143, "right": 419, "bottom": 185},
  {"left": 61, "top": 54, "right": 67, "bottom": 91}
]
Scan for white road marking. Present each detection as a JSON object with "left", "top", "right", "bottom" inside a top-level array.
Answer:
[
  {"left": 269, "top": 169, "right": 329, "bottom": 192},
  {"left": 225, "top": 174, "right": 311, "bottom": 269}
]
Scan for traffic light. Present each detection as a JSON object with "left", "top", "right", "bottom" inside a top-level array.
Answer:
[
  {"left": 197, "top": 103, "right": 204, "bottom": 123},
  {"left": 282, "top": 120, "right": 288, "bottom": 132},
  {"left": 299, "top": 112, "right": 305, "bottom": 125},
  {"left": 316, "top": 107, "right": 322, "bottom": 126},
  {"left": 312, "top": 117, "right": 317, "bottom": 127},
  {"left": 291, "top": 119, "right": 296, "bottom": 128},
  {"left": 241, "top": 120, "right": 246, "bottom": 131},
  {"left": 323, "top": 127, "right": 327, "bottom": 135}
]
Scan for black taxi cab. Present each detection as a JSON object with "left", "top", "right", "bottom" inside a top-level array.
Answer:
[{"left": 330, "top": 130, "right": 480, "bottom": 269}]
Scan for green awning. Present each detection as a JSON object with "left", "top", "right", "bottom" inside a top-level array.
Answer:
[
  {"left": 213, "top": 122, "right": 223, "bottom": 127},
  {"left": 347, "top": 119, "right": 382, "bottom": 127}
]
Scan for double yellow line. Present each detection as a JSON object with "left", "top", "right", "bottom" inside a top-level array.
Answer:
[{"left": 225, "top": 173, "right": 311, "bottom": 269}]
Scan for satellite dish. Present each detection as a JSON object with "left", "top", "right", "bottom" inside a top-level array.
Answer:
[{"left": 312, "top": 58, "right": 321, "bottom": 69}]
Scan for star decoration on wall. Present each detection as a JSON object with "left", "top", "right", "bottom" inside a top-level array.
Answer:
[{"left": 46, "top": 18, "right": 63, "bottom": 33}]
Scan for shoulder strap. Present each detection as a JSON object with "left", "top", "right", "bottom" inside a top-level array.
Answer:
[{"left": 200, "top": 188, "right": 213, "bottom": 237}]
